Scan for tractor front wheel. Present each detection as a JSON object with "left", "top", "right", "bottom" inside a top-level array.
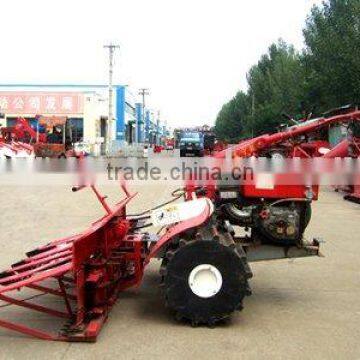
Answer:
[{"left": 162, "top": 240, "right": 252, "bottom": 326}]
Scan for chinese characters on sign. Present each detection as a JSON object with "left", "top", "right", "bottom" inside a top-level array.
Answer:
[{"left": 0, "top": 92, "right": 84, "bottom": 114}]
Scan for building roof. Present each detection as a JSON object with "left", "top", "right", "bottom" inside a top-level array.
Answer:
[{"left": 0, "top": 84, "right": 125, "bottom": 88}]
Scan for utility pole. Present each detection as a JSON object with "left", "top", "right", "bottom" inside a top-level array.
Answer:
[
  {"left": 138, "top": 88, "right": 150, "bottom": 143},
  {"left": 104, "top": 43, "right": 120, "bottom": 154}
]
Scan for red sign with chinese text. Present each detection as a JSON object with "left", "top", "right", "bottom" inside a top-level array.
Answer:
[{"left": 0, "top": 92, "right": 84, "bottom": 115}]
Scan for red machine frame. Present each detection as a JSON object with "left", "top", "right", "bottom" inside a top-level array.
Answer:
[
  {"left": 0, "top": 184, "right": 140, "bottom": 341},
  {"left": 209, "top": 110, "right": 360, "bottom": 202},
  {"left": 0, "top": 182, "right": 212, "bottom": 342},
  {"left": 223, "top": 110, "right": 360, "bottom": 159}
]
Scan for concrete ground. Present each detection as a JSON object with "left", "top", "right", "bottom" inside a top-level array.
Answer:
[{"left": 0, "top": 158, "right": 359, "bottom": 359}]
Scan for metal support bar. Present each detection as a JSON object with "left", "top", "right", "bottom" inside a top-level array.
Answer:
[
  {"left": 58, "top": 279, "right": 74, "bottom": 317},
  {"left": 91, "top": 185, "right": 112, "bottom": 215},
  {"left": 0, "top": 319, "right": 59, "bottom": 341},
  {"left": 243, "top": 239, "right": 321, "bottom": 262},
  {"left": 0, "top": 294, "right": 71, "bottom": 319},
  {"left": 27, "top": 284, "right": 76, "bottom": 301},
  {"left": 293, "top": 145, "right": 311, "bottom": 158}
]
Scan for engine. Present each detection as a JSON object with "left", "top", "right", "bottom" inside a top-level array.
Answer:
[{"left": 219, "top": 201, "right": 310, "bottom": 246}]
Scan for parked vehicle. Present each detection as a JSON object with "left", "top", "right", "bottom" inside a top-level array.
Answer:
[{"left": 179, "top": 131, "right": 204, "bottom": 157}]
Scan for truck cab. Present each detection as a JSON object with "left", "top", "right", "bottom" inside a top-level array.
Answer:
[{"left": 179, "top": 131, "right": 204, "bottom": 157}]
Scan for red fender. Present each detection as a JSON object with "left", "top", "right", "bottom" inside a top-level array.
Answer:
[{"left": 145, "top": 199, "right": 213, "bottom": 263}]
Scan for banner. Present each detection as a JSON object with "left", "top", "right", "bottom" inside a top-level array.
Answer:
[{"left": 0, "top": 92, "right": 84, "bottom": 114}]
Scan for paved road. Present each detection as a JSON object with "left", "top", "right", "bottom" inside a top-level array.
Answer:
[{"left": 0, "top": 159, "right": 359, "bottom": 359}]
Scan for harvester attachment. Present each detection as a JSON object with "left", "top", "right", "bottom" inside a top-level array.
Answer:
[{"left": 0, "top": 184, "right": 145, "bottom": 342}]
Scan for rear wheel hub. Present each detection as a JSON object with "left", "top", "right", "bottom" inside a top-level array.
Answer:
[{"left": 188, "top": 264, "right": 223, "bottom": 298}]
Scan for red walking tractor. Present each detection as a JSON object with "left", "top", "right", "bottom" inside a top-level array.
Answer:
[{"left": 1, "top": 107, "right": 359, "bottom": 342}]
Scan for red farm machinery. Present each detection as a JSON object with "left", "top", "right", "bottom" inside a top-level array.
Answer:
[
  {"left": 0, "top": 107, "right": 359, "bottom": 342},
  {"left": 0, "top": 116, "right": 83, "bottom": 158},
  {"left": 226, "top": 106, "right": 360, "bottom": 203}
]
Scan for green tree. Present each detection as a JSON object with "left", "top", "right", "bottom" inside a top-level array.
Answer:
[
  {"left": 214, "top": 91, "right": 251, "bottom": 143},
  {"left": 303, "top": 0, "right": 360, "bottom": 110},
  {"left": 216, "top": 0, "right": 360, "bottom": 138},
  {"left": 247, "top": 40, "right": 306, "bottom": 135},
  {"left": 215, "top": 40, "right": 307, "bottom": 140}
]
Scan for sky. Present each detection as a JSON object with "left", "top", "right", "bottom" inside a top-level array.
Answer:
[{"left": 0, "top": 0, "right": 323, "bottom": 128}]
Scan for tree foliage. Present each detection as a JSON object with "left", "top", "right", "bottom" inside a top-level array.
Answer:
[
  {"left": 247, "top": 40, "right": 306, "bottom": 135},
  {"left": 215, "top": 0, "right": 360, "bottom": 140},
  {"left": 215, "top": 91, "right": 250, "bottom": 142},
  {"left": 303, "top": 0, "right": 360, "bottom": 111}
]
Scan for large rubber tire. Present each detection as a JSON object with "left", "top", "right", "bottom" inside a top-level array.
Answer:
[{"left": 162, "top": 240, "right": 252, "bottom": 326}]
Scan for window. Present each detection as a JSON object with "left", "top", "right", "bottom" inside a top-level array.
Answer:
[{"left": 68, "top": 118, "right": 84, "bottom": 142}]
